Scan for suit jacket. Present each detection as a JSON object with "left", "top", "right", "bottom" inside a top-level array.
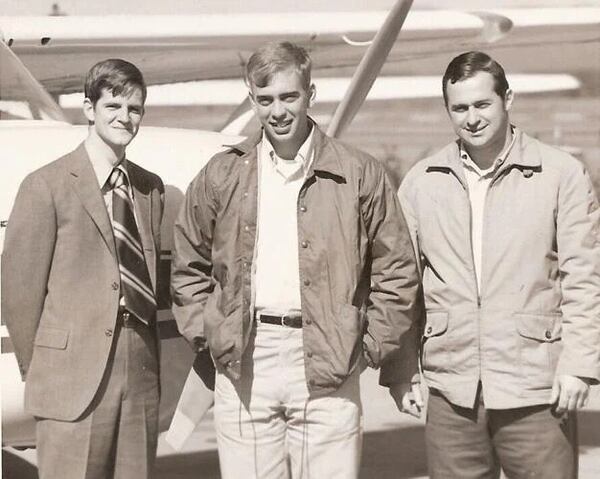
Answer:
[{"left": 1, "top": 143, "right": 164, "bottom": 421}]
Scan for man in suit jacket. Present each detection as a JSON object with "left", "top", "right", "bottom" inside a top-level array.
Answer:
[{"left": 2, "top": 59, "right": 164, "bottom": 479}]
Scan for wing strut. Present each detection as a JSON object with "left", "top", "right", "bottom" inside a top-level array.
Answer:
[{"left": 327, "top": 0, "right": 413, "bottom": 139}]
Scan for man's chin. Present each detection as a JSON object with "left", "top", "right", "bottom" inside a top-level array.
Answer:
[
  {"left": 267, "top": 127, "right": 294, "bottom": 142},
  {"left": 461, "top": 134, "right": 490, "bottom": 149}
]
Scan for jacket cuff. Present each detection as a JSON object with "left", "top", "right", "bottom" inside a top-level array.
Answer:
[
  {"left": 378, "top": 351, "right": 419, "bottom": 387},
  {"left": 556, "top": 363, "right": 600, "bottom": 385}
]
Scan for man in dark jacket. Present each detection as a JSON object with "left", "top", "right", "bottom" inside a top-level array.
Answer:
[{"left": 171, "top": 41, "right": 421, "bottom": 478}]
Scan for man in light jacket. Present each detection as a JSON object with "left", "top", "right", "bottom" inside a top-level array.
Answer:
[
  {"left": 171, "top": 41, "right": 421, "bottom": 478},
  {"left": 383, "top": 51, "right": 600, "bottom": 478}
]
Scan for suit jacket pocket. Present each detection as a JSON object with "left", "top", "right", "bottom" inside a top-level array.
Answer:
[{"left": 34, "top": 326, "right": 69, "bottom": 350}]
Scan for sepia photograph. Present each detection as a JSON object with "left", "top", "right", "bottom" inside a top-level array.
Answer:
[{"left": 1, "top": 1, "right": 599, "bottom": 478}]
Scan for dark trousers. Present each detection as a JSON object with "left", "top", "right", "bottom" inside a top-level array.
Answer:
[
  {"left": 426, "top": 388, "right": 577, "bottom": 479},
  {"left": 37, "top": 317, "right": 160, "bottom": 479}
]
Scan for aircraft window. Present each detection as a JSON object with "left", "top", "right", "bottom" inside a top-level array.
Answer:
[{"left": 0, "top": 41, "right": 66, "bottom": 122}]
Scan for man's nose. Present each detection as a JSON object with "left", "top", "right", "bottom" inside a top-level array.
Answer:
[
  {"left": 466, "top": 107, "right": 479, "bottom": 127},
  {"left": 271, "top": 100, "right": 286, "bottom": 118},
  {"left": 116, "top": 106, "right": 130, "bottom": 123}
]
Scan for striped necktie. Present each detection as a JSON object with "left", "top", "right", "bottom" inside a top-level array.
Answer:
[{"left": 108, "top": 167, "right": 156, "bottom": 325}]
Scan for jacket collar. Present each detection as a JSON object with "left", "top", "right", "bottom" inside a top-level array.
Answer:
[
  {"left": 224, "top": 118, "right": 346, "bottom": 180},
  {"left": 428, "top": 127, "right": 541, "bottom": 177}
]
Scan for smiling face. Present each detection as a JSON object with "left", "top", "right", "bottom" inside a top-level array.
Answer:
[
  {"left": 83, "top": 87, "right": 145, "bottom": 154},
  {"left": 249, "top": 67, "right": 315, "bottom": 158},
  {"left": 445, "top": 71, "right": 513, "bottom": 155}
]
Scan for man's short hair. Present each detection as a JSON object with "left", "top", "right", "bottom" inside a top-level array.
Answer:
[
  {"left": 84, "top": 58, "right": 147, "bottom": 106},
  {"left": 245, "top": 42, "right": 312, "bottom": 92},
  {"left": 442, "top": 51, "right": 509, "bottom": 105}
]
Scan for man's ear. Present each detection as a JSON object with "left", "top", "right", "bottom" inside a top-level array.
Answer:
[
  {"left": 504, "top": 88, "right": 514, "bottom": 112},
  {"left": 247, "top": 91, "right": 259, "bottom": 114},
  {"left": 83, "top": 97, "right": 95, "bottom": 123},
  {"left": 308, "top": 83, "right": 316, "bottom": 108}
]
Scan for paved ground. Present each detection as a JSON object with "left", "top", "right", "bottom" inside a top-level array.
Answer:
[{"left": 7, "top": 369, "right": 598, "bottom": 478}]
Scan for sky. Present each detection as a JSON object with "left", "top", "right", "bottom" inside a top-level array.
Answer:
[{"left": 2, "top": 0, "right": 599, "bottom": 16}]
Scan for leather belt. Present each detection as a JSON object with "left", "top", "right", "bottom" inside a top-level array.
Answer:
[{"left": 256, "top": 313, "right": 303, "bottom": 328}]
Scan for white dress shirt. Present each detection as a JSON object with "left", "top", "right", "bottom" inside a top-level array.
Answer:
[
  {"left": 253, "top": 128, "right": 315, "bottom": 315},
  {"left": 461, "top": 132, "right": 515, "bottom": 295}
]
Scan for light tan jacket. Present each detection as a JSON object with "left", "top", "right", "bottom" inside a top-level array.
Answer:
[{"left": 382, "top": 129, "right": 600, "bottom": 409}]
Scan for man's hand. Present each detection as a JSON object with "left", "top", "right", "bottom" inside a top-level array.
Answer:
[
  {"left": 550, "top": 375, "right": 591, "bottom": 414},
  {"left": 389, "top": 382, "right": 424, "bottom": 418}
]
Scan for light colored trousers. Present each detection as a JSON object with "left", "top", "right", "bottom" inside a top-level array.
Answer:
[
  {"left": 36, "top": 318, "right": 160, "bottom": 479},
  {"left": 214, "top": 322, "right": 363, "bottom": 479}
]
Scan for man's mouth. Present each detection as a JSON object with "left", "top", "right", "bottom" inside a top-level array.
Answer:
[
  {"left": 270, "top": 119, "right": 293, "bottom": 132},
  {"left": 466, "top": 125, "right": 487, "bottom": 135}
]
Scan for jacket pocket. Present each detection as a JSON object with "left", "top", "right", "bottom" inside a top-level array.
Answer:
[
  {"left": 34, "top": 326, "right": 69, "bottom": 350},
  {"left": 421, "top": 311, "right": 449, "bottom": 373},
  {"left": 515, "top": 313, "right": 562, "bottom": 387}
]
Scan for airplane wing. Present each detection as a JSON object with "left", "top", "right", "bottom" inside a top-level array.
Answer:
[{"left": 1, "top": 7, "right": 599, "bottom": 95}]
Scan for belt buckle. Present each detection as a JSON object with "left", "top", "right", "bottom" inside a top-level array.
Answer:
[
  {"left": 282, "top": 314, "right": 301, "bottom": 328},
  {"left": 281, "top": 315, "right": 292, "bottom": 327}
]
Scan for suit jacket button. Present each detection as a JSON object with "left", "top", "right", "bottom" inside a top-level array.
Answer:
[
  {"left": 426, "top": 326, "right": 433, "bottom": 335},
  {"left": 545, "top": 330, "right": 552, "bottom": 339},
  {"left": 111, "top": 282, "right": 119, "bottom": 291},
  {"left": 105, "top": 329, "right": 113, "bottom": 337}
]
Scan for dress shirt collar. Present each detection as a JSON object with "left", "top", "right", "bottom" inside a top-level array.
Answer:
[
  {"left": 460, "top": 127, "right": 516, "bottom": 178},
  {"left": 260, "top": 124, "right": 315, "bottom": 181},
  {"left": 85, "top": 143, "right": 132, "bottom": 194}
]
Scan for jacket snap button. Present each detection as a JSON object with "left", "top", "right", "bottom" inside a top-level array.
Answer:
[
  {"left": 426, "top": 326, "right": 432, "bottom": 334},
  {"left": 105, "top": 329, "right": 113, "bottom": 337},
  {"left": 300, "top": 205, "right": 307, "bottom": 212},
  {"left": 303, "top": 278, "right": 310, "bottom": 286},
  {"left": 307, "top": 351, "right": 313, "bottom": 358},
  {"left": 306, "top": 318, "right": 312, "bottom": 325},
  {"left": 545, "top": 330, "right": 552, "bottom": 339},
  {"left": 301, "top": 240, "right": 308, "bottom": 248},
  {"left": 111, "top": 282, "right": 119, "bottom": 290}
]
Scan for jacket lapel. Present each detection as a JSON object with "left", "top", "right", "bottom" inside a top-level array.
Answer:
[{"left": 67, "top": 144, "right": 117, "bottom": 258}]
